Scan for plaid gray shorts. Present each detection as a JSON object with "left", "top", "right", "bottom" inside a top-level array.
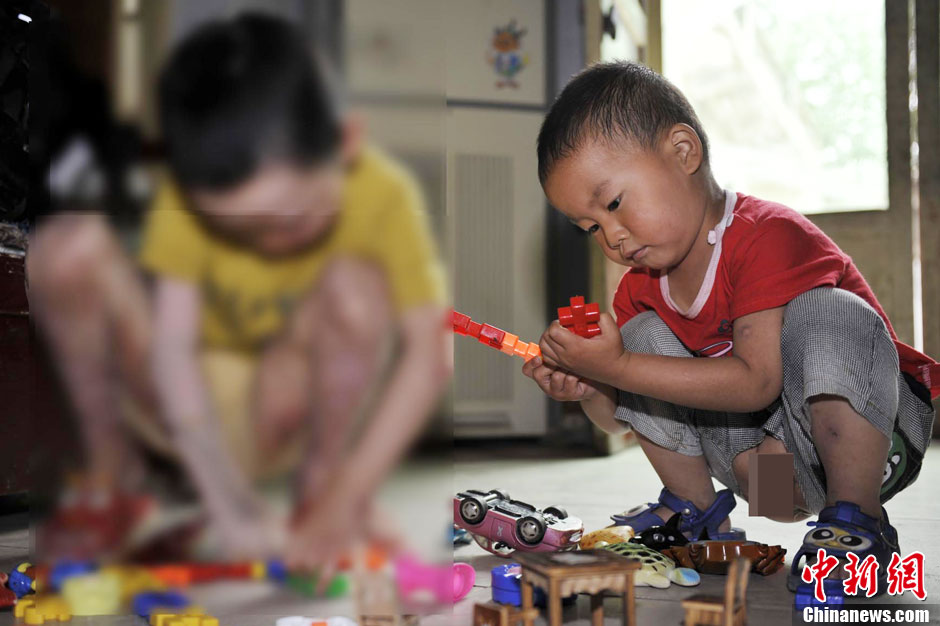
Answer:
[{"left": 614, "top": 287, "right": 936, "bottom": 515}]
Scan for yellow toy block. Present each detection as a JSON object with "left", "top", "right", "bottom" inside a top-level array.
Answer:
[
  {"left": 499, "top": 333, "right": 517, "bottom": 355},
  {"left": 61, "top": 571, "right": 121, "bottom": 616},
  {"left": 251, "top": 561, "right": 267, "bottom": 580},
  {"left": 151, "top": 614, "right": 218, "bottom": 626},
  {"left": 15, "top": 593, "right": 72, "bottom": 623}
]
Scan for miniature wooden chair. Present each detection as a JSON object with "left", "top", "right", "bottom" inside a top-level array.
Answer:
[
  {"left": 681, "top": 556, "right": 751, "bottom": 626},
  {"left": 473, "top": 602, "right": 540, "bottom": 626}
]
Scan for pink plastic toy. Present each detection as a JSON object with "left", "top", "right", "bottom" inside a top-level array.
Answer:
[{"left": 394, "top": 554, "right": 475, "bottom": 605}]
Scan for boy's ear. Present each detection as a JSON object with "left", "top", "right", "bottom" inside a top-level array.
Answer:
[
  {"left": 340, "top": 113, "right": 366, "bottom": 166},
  {"left": 668, "top": 123, "right": 704, "bottom": 175}
]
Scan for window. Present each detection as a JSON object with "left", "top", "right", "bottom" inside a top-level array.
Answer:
[{"left": 662, "top": 1, "right": 887, "bottom": 214}]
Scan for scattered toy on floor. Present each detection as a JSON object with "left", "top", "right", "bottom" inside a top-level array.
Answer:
[
  {"left": 473, "top": 601, "right": 539, "bottom": 626},
  {"left": 490, "top": 563, "right": 575, "bottom": 608},
  {"left": 452, "top": 525, "right": 472, "bottom": 547},
  {"left": 13, "top": 593, "right": 72, "bottom": 623},
  {"left": 8, "top": 562, "right": 36, "bottom": 598},
  {"left": 601, "top": 542, "right": 700, "bottom": 588},
  {"left": 395, "top": 554, "right": 475, "bottom": 605},
  {"left": 664, "top": 540, "right": 786, "bottom": 576},
  {"left": 149, "top": 610, "right": 219, "bottom": 626},
  {"left": 275, "top": 618, "right": 357, "bottom": 626},
  {"left": 577, "top": 525, "right": 634, "bottom": 550},
  {"left": 630, "top": 513, "right": 690, "bottom": 552},
  {"left": 453, "top": 489, "right": 582, "bottom": 557}
]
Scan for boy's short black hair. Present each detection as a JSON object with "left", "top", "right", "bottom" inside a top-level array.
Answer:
[
  {"left": 159, "top": 13, "right": 341, "bottom": 190},
  {"left": 537, "top": 61, "right": 709, "bottom": 184}
]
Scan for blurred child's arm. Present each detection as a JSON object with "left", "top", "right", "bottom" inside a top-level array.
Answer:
[
  {"left": 540, "top": 308, "right": 785, "bottom": 413},
  {"left": 152, "top": 276, "right": 283, "bottom": 555},
  {"left": 287, "top": 303, "right": 449, "bottom": 570}
]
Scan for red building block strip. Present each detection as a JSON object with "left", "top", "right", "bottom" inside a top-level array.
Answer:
[
  {"left": 452, "top": 311, "right": 471, "bottom": 335},
  {"left": 478, "top": 324, "right": 506, "bottom": 349},
  {"left": 466, "top": 320, "right": 482, "bottom": 338}
]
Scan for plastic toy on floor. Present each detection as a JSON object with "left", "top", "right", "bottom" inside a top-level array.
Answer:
[
  {"left": 577, "top": 525, "right": 634, "bottom": 550},
  {"left": 394, "top": 554, "right": 475, "bottom": 605},
  {"left": 0, "top": 587, "right": 15, "bottom": 609},
  {"left": 453, "top": 489, "right": 582, "bottom": 557},
  {"left": 8, "top": 562, "right": 36, "bottom": 598},
  {"left": 600, "top": 542, "right": 700, "bottom": 588},
  {"left": 451, "top": 525, "right": 472, "bottom": 547},
  {"left": 630, "top": 513, "right": 690, "bottom": 552},
  {"left": 13, "top": 594, "right": 72, "bottom": 623},
  {"left": 276, "top": 618, "right": 358, "bottom": 626},
  {"left": 490, "top": 563, "right": 575, "bottom": 608},
  {"left": 665, "top": 539, "right": 787, "bottom": 575}
]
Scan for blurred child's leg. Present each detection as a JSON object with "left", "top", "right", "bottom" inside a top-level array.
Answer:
[
  {"left": 28, "top": 213, "right": 155, "bottom": 490},
  {"left": 776, "top": 288, "right": 935, "bottom": 519},
  {"left": 255, "top": 257, "right": 392, "bottom": 502}
]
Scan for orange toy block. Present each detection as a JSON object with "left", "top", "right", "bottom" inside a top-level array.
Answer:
[
  {"left": 513, "top": 340, "right": 529, "bottom": 358},
  {"left": 500, "top": 333, "right": 518, "bottom": 355},
  {"left": 525, "top": 343, "right": 541, "bottom": 361}
]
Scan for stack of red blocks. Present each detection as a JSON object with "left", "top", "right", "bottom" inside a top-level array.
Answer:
[{"left": 451, "top": 311, "right": 541, "bottom": 362}]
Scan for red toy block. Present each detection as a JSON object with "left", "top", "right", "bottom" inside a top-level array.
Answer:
[
  {"left": 558, "top": 296, "right": 603, "bottom": 338},
  {"left": 478, "top": 324, "right": 506, "bottom": 349},
  {"left": 584, "top": 302, "right": 600, "bottom": 323},
  {"left": 466, "top": 320, "right": 482, "bottom": 338},
  {"left": 452, "top": 311, "right": 471, "bottom": 335}
]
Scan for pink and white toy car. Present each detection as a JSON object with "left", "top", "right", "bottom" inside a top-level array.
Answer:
[{"left": 453, "top": 489, "right": 583, "bottom": 557}]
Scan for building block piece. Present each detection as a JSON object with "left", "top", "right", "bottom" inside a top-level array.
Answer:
[
  {"left": 478, "top": 324, "right": 506, "bottom": 349},
  {"left": 557, "top": 296, "right": 603, "bottom": 338},
  {"left": 525, "top": 344, "right": 541, "bottom": 361},
  {"left": 584, "top": 302, "right": 600, "bottom": 323},
  {"left": 500, "top": 333, "right": 518, "bottom": 355},
  {"left": 466, "top": 320, "right": 482, "bottom": 338},
  {"left": 134, "top": 590, "right": 191, "bottom": 618},
  {"left": 513, "top": 340, "right": 529, "bottom": 358},
  {"left": 748, "top": 452, "right": 794, "bottom": 518},
  {"left": 452, "top": 311, "right": 471, "bottom": 335}
]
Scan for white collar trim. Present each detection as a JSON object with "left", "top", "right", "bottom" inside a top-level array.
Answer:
[{"left": 660, "top": 190, "right": 737, "bottom": 319}]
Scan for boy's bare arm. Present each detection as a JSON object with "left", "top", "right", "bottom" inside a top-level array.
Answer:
[
  {"left": 152, "top": 277, "right": 281, "bottom": 553},
  {"left": 539, "top": 308, "right": 785, "bottom": 413},
  {"left": 287, "top": 304, "right": 449, "bottom": 569}
]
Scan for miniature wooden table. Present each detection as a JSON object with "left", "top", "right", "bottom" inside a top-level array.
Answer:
[{"left": 515, "top": 549, "right": 640, "bottom": 626}]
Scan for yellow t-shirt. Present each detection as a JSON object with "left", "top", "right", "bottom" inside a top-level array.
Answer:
[{"left": 138, "top": 147, "right": 445, "bottom": 352}]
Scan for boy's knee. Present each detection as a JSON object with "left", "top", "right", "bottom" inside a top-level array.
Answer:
[
  {"left": 620, "top": 311, "right": 686, "bottom": 356},
  {"left": 783, "top": 288, "right": 888, "bottom": 344},
  {"left": 29, "top": 215, "right": 114, "bottom": 299},
  {"left": 318, "top": 257, "right": 392, "bottom": 343}
]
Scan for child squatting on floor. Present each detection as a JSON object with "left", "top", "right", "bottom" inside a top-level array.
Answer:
[{"left": 522, "top": 61, "right": 938, "bottom": 599}]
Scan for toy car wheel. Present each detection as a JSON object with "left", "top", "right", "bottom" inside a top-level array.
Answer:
[
  {"left": 487, "top": 489, "right": 511, "bottom": 501},
  {"left": 459, "top": 495, "right": 488, "bottom": 525},
  {"left": 516, "top": 515, "right": 546, "bottom": 545},
  {"left": 543, "top": 506, "right": 568, "bottom": 519}
]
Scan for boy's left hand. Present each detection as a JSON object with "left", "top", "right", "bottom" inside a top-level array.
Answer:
[{"left": 539, "top": 313, "right": 626, "bottom": 384}]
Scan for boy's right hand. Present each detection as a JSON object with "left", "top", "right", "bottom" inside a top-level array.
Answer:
[{"left": 522, "top": 356, "right": 602, "bottom": 402}]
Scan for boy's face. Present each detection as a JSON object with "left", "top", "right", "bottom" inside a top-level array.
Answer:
[
  {"left": 190, "top": 159, "right": 344, "bottom": 257},
  {"left": 543, "top": 129, "right": 705, "bottom": 271}
]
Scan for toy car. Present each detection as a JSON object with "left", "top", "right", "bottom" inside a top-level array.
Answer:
[{"left": 453, "top": 489, "right": 583, "bottom": 557}]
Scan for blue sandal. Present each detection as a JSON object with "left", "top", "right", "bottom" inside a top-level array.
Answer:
[
  {"left": 610, "top": 488, "right": 746, "bottom": 540},
  {"left": 788, "top": 502, "right": 899, "bottom": 600}
]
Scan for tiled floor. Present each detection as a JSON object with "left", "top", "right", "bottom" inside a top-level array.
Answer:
[{"left": 0, "top": 444, "right": 938, "bottom": 625}]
